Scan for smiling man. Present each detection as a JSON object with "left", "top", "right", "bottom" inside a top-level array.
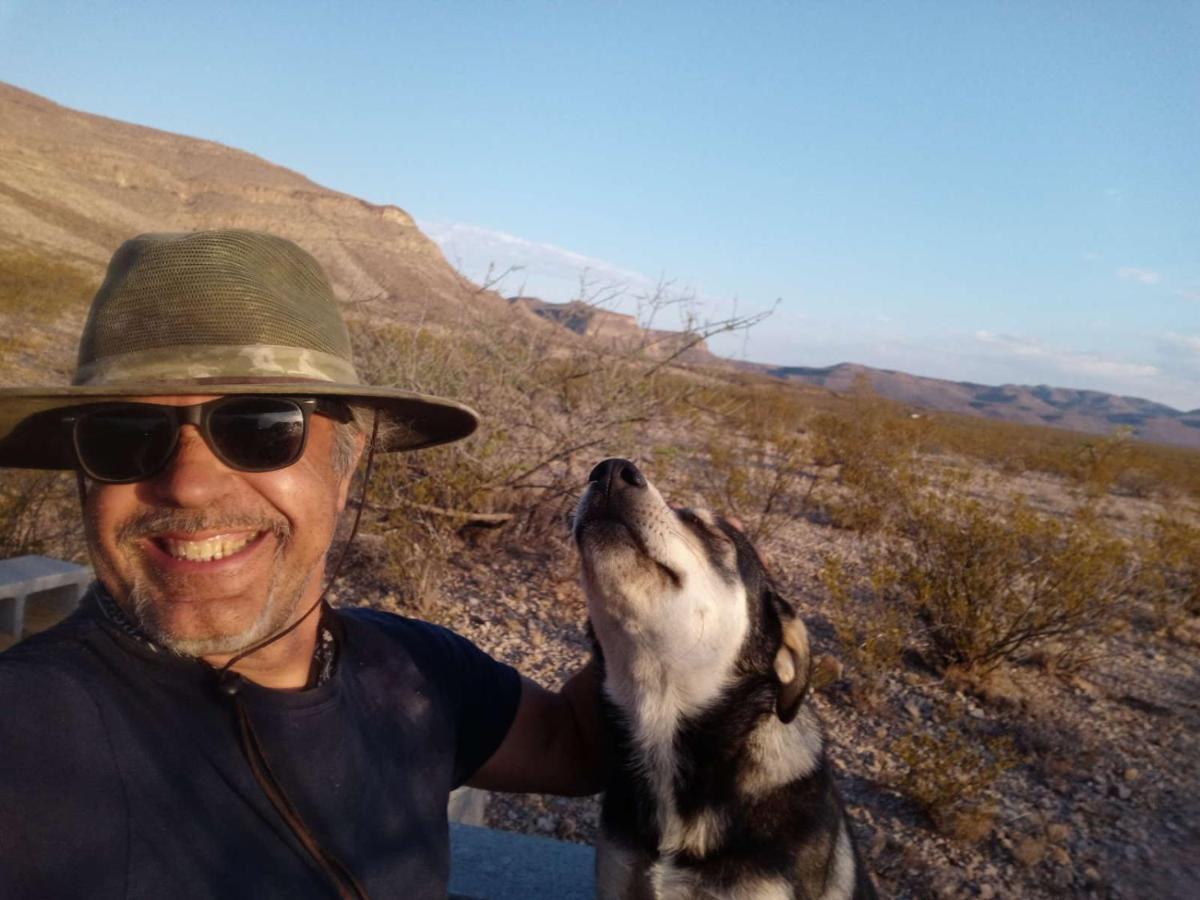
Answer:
[{"left": 0, "top": 230, "right": 600, "bottom": 899}]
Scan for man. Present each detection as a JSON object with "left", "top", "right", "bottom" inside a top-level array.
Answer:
[{"left": 0, "top": 230, "right": 600, "bottom": 898}]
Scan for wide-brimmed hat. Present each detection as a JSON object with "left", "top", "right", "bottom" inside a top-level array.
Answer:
[{"left": 0, "top": 229, "right": 479, "bottom": 470}]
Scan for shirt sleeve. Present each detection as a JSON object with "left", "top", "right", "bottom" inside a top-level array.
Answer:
[
  {"left": 0, "top": 660, "right": 128, "bottom": 899},
  {"left": 399, "top": 620, "right": 523, "bottom": 788}
]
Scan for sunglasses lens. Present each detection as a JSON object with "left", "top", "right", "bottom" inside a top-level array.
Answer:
[
  {"left": 209, "top": 398, "right": 306, "bottom": 471},
  {"left": 76, "top": 407, "right": 176, "bottom": 482}
]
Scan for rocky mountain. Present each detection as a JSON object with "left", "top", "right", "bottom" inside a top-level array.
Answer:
[
  {"left": 0, "top": 81, "right": 509, "bottom": 326},
  {"left": 762, "top": 362, "right": 1200, "bottom": 449}
]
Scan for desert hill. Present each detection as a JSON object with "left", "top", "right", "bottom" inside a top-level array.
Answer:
[
  {"left": 755, "top": 362, "right": 1200, "bottom": 449},
  {"left": 0, "top": 81, "right": 510, "bottom": 326}
]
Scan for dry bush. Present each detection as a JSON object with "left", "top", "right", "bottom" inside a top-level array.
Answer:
[
  {"left": 676, "top": 386, "right": 819, "bottom": 541},
  {"left": 806, "top": 379, "right": 921, "bottom": 533},
  {"left": 819, "top": 554, "right": 910, "bottom": 700},
  {"left": 345, "top": 276, "right": 769, "bottom": 610},
  {"left": 0, "top": 250, "right": 94, "bottom": 319},
  {"left": 917, "top": 409, "right": 1200, "bottom": 501},
  {"left": 1068, "top": 428, "right": 1136, "bottom": 499},
  {"left": 0, "top": 470, "right": 87, "bottom": 562},
  {"left": 889, "top": 702, "right": 1019, "bottom": 840},
  {"left": 887, "top": 494, "right": 1134, "bottom": 672},
  {"left": 0, "top": 251, "right": 94, "bottom": 372},
  {"left": 1136, "top": 512, "right": 1200, "bottom": 623}
]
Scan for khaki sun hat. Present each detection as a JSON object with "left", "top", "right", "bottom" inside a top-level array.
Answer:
[{"left": 0, "top": 229, "right": 479, "bottom": 470}]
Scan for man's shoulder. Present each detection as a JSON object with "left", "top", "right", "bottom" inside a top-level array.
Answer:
[
  {"left": 336, "top": 604, "right": 460, "bottom": 644},
  {"left": 334, "top": 605, "right": 513, "bottom": 690},
  {"left": 0, "top": 606, "right": 107, "bottom": 690},
  {"left": 0, "top": 610, "right": 112, "bottom": 742}
]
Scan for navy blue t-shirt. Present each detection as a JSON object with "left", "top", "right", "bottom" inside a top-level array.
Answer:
[{"left": 0, "top": 594, "right": 522, "bottom": 899}]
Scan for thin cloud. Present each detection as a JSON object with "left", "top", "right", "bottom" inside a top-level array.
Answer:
[
  {"left": 1175, "top": 289, "right": 1200, "bottom": 303},
  {"left": 418, "top": 220, "right": 764, "bottom": 336},
  {"left": 973, "top": 331, "right": 1159, "bottom": 379},
  {"left": 419, "top": 220, "right": 655, "bottom": 297},
  {"left": 1116, "top": 267, "right": 1162, "bottom": 286},
  {"left": 1156, "top": 332, "right": 1200, "bottom": 357}
]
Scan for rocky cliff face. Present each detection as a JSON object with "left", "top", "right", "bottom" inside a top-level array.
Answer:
[
  {"left": 0, "top": 82, "right": 499, "bottom": 323},
  {"left": 509, "top": 297, "right": 717, "bottom": 363}
]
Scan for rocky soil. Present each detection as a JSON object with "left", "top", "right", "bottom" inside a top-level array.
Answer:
[{"left": 343, "top": 471, "right": 1200, "bottom": 900}]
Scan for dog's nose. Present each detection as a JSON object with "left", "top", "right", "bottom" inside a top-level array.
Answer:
[{"left": 588, "top": 457, "right": 647, "bottom": 492}]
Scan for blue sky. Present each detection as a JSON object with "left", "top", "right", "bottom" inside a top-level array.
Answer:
[{"left": 2, "top": 1, "right": 1197, "bottom": 409}]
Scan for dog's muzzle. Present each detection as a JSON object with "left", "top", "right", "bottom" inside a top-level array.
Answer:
[
  {"left": 574, "top": 457, "right": 652, "bottom": 540},
  {"left": 588, "top": 457, "right": 647, "bottom": 493}
]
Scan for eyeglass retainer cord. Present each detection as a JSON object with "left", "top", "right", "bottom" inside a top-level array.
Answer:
[{"left": 213, "top": 408, "right": 379, "bottom": 900}]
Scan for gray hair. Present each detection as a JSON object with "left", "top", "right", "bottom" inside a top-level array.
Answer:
[{"left": 331, "top": 403, "right": 377, "bottom": 475}]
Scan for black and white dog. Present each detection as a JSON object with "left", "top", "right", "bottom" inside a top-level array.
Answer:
[{"left": 574, "top": 458, "right": 876, "bottom": 900}]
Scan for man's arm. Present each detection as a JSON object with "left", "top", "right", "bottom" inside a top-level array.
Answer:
[{"left": 466, "top": 659, "right": 604, "bottom": 796}]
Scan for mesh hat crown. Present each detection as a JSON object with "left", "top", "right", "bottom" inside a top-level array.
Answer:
[{"left": 0, "top": 229, "right": 478, "bottom": 469}]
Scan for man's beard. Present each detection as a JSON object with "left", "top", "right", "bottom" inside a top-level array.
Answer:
[
  {"left": 114, "top": 508, "right": 308, "bottom": 657},
  {"left": 128, "top": 559, "right": 306, "bottom": 657}
]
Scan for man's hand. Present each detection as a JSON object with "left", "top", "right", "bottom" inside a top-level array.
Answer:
[{"left": 466, "top": 659, "right": 603, "bottom": 796}]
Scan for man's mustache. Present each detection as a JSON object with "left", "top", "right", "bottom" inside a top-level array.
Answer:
[{"left": 117, "top": 508, "right": 291, "bottom": 543}]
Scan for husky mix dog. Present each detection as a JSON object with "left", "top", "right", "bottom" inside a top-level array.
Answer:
[{"left": 573, "top": 458, "right": 877, "bottom": 900}]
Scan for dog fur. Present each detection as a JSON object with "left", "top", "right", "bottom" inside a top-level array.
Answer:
[{"left": 574, "top": 459, "right": 876, "bottom": 900}]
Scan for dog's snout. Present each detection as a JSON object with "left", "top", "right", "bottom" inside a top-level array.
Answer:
[{"left": 588, "top": 457, "right": 647, "bottom": 492}]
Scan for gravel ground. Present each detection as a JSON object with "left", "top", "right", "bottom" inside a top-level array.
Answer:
[{"left": 342, "top": 477, "right": 1200, "bottom": 900}]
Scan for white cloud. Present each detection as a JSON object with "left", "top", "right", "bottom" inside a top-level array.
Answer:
[
  {"left": 973, "top": 331, "right": 1159, "bottom": 379},
  {"left": 419, "top": 220, "right": 657, "bottom": 303},
  {"left": 1116, "top": 266, "right": 1162, "bottom": 285},
  {"left": 1156, "top": 332, "right": 1200, "bottom": 362},
  {"left": 1175, "top": 288, "right": 1200, "bottom": 302},
  {"left": 418, "top": 219, "right": 767, "bottom": 337}
]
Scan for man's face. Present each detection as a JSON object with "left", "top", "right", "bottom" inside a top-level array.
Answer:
[{"left": 82, "top": 395, "right": 356, "bottom": 656}]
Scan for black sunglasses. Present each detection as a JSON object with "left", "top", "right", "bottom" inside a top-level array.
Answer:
[{"left": 66, "top": 396, "right": 353, "bottom": 484}]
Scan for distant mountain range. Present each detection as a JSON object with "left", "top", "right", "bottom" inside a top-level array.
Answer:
[
  {"left": 749, "top": 362, "right": 1200, "bottom": 448},
  {"left": 1, "top": 81, "right": 1195, "bottom": 449}
]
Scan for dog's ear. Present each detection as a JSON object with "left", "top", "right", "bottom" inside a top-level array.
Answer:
[{"left": 772, "top": 610, "right": 812, "bottom": 724}]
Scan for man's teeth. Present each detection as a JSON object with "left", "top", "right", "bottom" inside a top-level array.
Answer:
[{"left": 161, "top": 533, "right": 258, "bottom": 562}]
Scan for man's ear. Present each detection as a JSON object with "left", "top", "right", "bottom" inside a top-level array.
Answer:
[{"left": 773, "top": 613, "right": 812, "bottom": 724}]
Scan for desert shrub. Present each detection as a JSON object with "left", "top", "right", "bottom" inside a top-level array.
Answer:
[
  {"left": 917, "top": 409, "right": 1199, "bottom": 501},
  {"left": 1137, "top": 513, "right": 1200, "bottom": 621},
  {"left": 890, "top": 702, "right": 1019, "bottom": 839},
  {"left": 1068, "top": 428, "right": 1136, "bottom": 498},
  {"left": 344, "top": 281, "right": 769, "bottom": 610},
  {"left": 0, "top": 250, "right": 95, "bottom": 319},
  {"left": 819, "top": 554, "right": 910, "bottom": 699},
  {"left": 806, "top": 389, "right": 922, "bottom": 533},
  {"left": 0, "top": 470, "right": 87, "bottom": 562},
  {"left": 885, "top": 493, "right": 1134, "bottom": 671},
  {"left": 684, "top": 412, "right": 817, "bottom": 542}
]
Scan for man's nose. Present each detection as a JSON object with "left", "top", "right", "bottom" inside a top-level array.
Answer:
[{"left": 143, "top": 425, "right": 236, "bottom": 506}]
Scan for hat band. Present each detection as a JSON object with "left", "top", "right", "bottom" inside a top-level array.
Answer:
[{"left": 73, "top": 344, "right": 361, "bottom": 387}]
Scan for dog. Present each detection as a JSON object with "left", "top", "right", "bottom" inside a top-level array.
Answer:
[{"left": 573, "top": 458, "right": 876, "bottom": 900}]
